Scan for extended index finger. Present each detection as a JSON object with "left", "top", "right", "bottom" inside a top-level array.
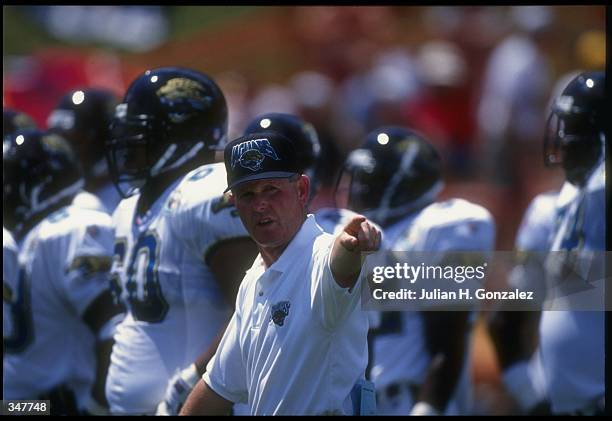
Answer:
[{"left": 343, "top": 215, "right": 367, "bottom": 236}]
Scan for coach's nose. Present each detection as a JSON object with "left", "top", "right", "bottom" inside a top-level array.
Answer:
[{"left": 252, "top": 192, "right": 269, "bottom": 213}]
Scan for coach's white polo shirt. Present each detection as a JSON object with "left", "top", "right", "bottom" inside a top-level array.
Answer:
[{"left": 203, "top": 214, "right": 369, "bottom": 415}]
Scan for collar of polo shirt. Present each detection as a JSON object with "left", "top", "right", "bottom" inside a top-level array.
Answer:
[{"left": 246, "top": 214, "right": 323, "bottom": 274}]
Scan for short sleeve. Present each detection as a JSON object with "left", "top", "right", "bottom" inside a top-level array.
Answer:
[
  {"left": 312, "top": 236, "right": 365, "bottom": 331},
  {"left": 203, "top": 310, "right": 248, "bottom": 404}
]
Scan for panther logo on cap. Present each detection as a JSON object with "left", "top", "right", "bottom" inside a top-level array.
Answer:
[{"left": 231, "top": 138, "right": 280, "bottom": 172}]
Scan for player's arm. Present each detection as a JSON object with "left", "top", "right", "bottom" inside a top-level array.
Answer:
[
  {"left": 412, "top": 311, "right": 470, "bottom": 415},
  {"left": 81, "top": 288, "right": 125, "bottom": 414},
  {"left": 180, "top": 378, "right": 233, "bottom": 415},
  {"left": 64, "top": 217, "right": 125, "bottom": 414},
  {"left": 207, "top": 236, "right": 258, "bottom": 307},
  {"left": 156, "top": 236, "right": 257, "bottom": 415},
  {"left": 155, "top": 328, "right": 227, "bottom": 416},
  {"left": 330, "top": 215, "right": 381, "bottom": 288},
  {"left": 181, "top": 311, "right": 246, "bottom": 416},
  {"left": 487, "top": 311, "right": 540, "bottom": 371},
  {"left": 486, "top": 252, "right": 547, "bottom": 414},
  {"left": 65, "top": 251, "right": 125, "bottom": 415}
]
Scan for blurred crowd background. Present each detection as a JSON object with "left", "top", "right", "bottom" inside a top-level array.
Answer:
[{"left": 3, "top": 5, "right": 606, "bottom": 414}]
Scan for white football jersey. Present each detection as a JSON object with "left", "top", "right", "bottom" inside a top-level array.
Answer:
[
  {"left": 3, "top": 205, "right": 114, "bottom": 410},
  {"left": 539, "top": 160, "right": 605, "bottom": 413},
  {"left": 106, "top": 163, "right": 250, "bottom": 415},
  {"left": 515, "top": 191, "right": 558, "bottom": 252},
  {"left": 370, "top": 198, "right": 495, "bottom": 415},
  {"left": 3, "top": 227, "right": 20, "bottom": 352}
]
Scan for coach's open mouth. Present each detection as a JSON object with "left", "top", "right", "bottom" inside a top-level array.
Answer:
[{"left": 257, "top": 217, "right": 275, "bottom": 226}]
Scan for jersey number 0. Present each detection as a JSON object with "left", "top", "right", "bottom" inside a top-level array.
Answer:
[{"left": 111, "top": 230, "right": 169, "bottom": 323}]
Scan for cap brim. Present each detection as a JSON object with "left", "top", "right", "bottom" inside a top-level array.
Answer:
[{"left": 224, "top": 171, "right": 298, "bottom": 193}]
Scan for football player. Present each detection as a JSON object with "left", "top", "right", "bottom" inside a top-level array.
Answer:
[
  {"left": 340, "top": 126, "right": 496, "bottom": 415},
  {"left": 104, "top": 67, "right": 257, "bottom": 415},
  {"left": 538, "top": 71, "right": 605, "bottom": 415},
  {"left": 3, "top": 129, "right": 124, "bottom": 415},
  {"left": 47, "top": 88, "right": 122, "bottom": 213}
]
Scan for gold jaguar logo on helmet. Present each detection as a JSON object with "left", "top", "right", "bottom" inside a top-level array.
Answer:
[
  {"left": 42, "top": 134, "right": 74, "bottom": 158},
  {"left": 156, "top": 78, "right": 209, "bottom": 124},
  {"left": 156, "top": 78, "right": 205, "bottom": 101}
]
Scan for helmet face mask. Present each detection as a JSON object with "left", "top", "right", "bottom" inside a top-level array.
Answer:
[
  {"left": 106, "top": 67, "right": 228, "bottom": 198},
  {"left": 543, "top": 71, "right": 604, "bottom": 186},
  {"left": 107, "top": 114, "right": 162, "bottom": 198}
]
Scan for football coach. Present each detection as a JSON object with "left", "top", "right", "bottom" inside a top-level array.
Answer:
[{"left": 180, "top": 132, "right": 381, "bottom": 415}]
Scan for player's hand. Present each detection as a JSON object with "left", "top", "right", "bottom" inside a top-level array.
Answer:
[
  {"left": 338, "top": 215, "right": 381, "bottom": 254},
  {"left": 156, "top": 363, "right": 200, "bottom": 415}
]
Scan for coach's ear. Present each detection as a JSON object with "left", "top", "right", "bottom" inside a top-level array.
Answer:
[
  {"left": 228, "top": 191, "right": 235, "bottom": 205},
  {"left": 296, "top": 174, "right": 310, "bottom": 207}
]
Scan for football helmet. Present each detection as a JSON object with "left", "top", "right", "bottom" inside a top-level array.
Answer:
[
  {"left": 3, "top": 108, "right": 37, "bottom": 137},
  {"left": 47, "top": 88, "right": 118, "bottom": 183},
  {"left": 243, "top": 113, "right": 321, "bottom": 176},
  {"left": 340, "top": 126, "right": 443, "bottom": 225},
  {"left": 544, "top": 71, "right": 604, "bottom": 185},
  {"left": 3, "top": 129, "right": 84, "bottom": 234},
  {"left": 106, "top": 67, "right": 228, "bottom": 198}
]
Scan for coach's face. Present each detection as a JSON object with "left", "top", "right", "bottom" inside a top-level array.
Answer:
[{"left": 232, "top": 175, "right": 309, "bottom": 252}]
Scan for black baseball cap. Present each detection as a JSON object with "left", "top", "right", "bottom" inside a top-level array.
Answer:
[{"left": 224, "top": 132, "right": 300, "bottom": 192}]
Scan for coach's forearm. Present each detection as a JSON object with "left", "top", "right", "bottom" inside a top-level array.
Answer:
[
  {"left": 180, "top": 380, "right": 233, "bottom": 415},
  {"left": 330, "top": 236, "right": 364, "bottom": 289}
]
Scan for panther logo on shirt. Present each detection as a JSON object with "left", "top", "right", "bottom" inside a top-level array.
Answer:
[{"left": 270, "top": 301, "right": 290, "bottom": 326}]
